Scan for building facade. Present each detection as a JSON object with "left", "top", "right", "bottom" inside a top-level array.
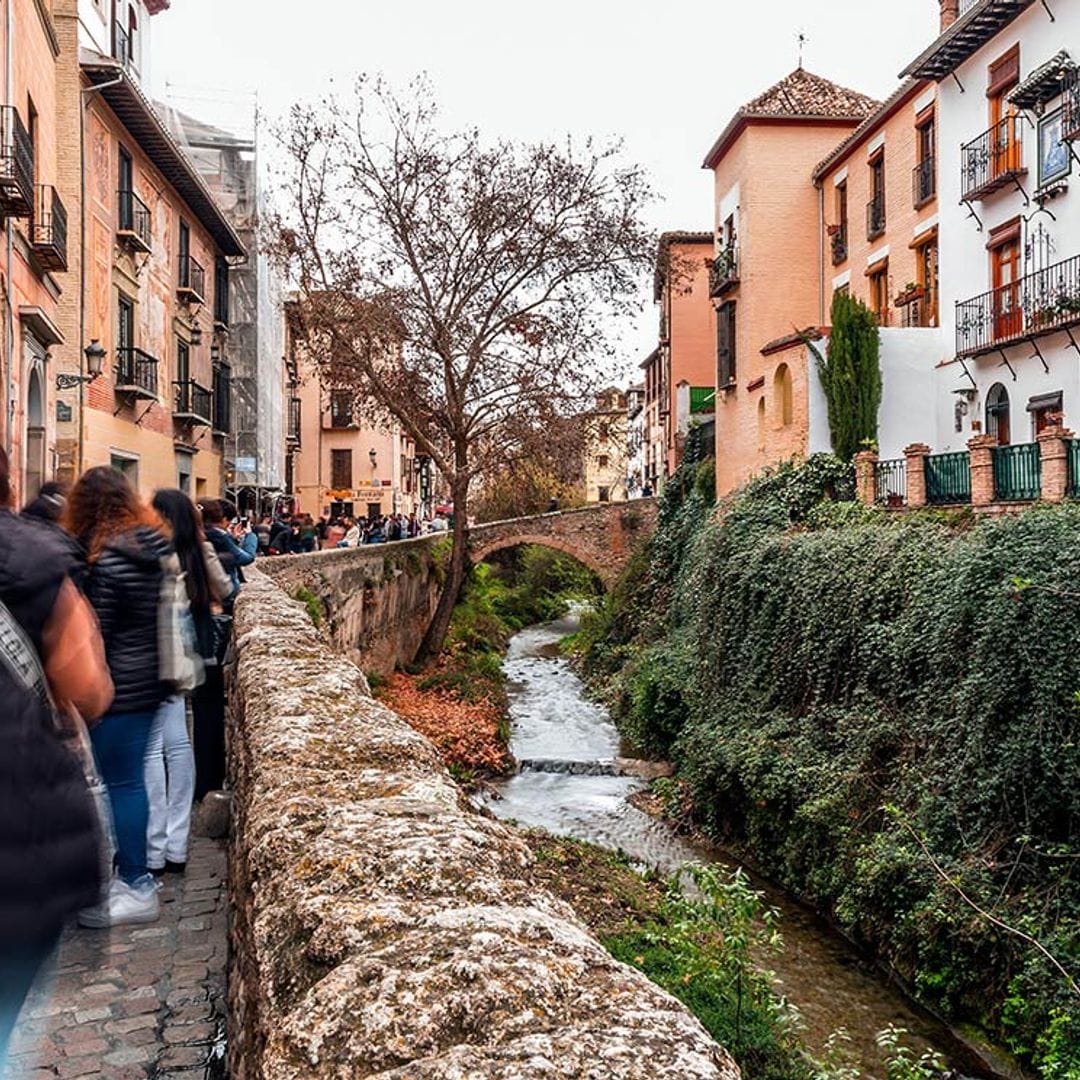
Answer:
[
  {"left": 582, "top": 387, "right": 628, "bottom": 504},
  {"left": 639, "top": 347, "right": 665, "bottom": 492},
  {"left": 702, "top": 68, "right": 879, "bottom": 496},
  {"left": 625, "top": 381, "right": 646, "bottom": 496}
]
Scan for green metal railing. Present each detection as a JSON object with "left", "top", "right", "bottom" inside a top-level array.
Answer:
[
  {"left": 1067, "top": 440, "right": 1080, "bottom": 498},
  {"left": 993, "top": 442, "right": 1041, "bottom": 501},
  {"left": 925, "top": 451, "right": 971, "bottom": 505}
]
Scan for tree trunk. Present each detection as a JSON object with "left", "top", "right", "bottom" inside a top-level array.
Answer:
[{"left": 414, "top": 481, "right": 470, "bottom": 666}]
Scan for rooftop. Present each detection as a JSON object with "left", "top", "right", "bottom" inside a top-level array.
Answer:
[
  {"left": 653, "top": 230, "right": 713, "bottom": 301},
  {"left": 703, "top": 68, "right": 879, "bottom": 169}
]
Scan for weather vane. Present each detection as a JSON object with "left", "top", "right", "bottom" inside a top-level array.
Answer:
[{"left": 797, "top": 30, "right": 808, "bottom": 70}]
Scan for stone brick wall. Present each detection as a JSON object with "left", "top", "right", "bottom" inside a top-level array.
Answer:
[{"left": 227, "top": 569, "right": 740, "bottom": 1079}]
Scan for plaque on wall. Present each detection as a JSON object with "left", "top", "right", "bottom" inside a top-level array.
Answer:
[{"left": 56, "top": 401, "right": 73, "bottom": 423}]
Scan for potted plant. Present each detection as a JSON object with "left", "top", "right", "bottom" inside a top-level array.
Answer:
[{"left": 895, "top": 281, "right": 924, "bottom": 306}]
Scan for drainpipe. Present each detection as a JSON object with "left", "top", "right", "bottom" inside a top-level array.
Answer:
[{"left": 815, "top": 178, "right": 825, "bottom": 325}]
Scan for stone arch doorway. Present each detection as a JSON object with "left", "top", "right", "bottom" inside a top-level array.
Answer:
[
  {"left": 986, "top": 382, "right": 1010, "bottom": 445},
  {"left": 24, "top": 349, "right": 47, "bottom": 501}
]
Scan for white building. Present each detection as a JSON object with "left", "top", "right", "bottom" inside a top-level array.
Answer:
[
  {"left": 626, "top": 382, "right": 646, "bottom": 496},
  {"left": 905, "top": 0, "right": 1080, "bottom": 453}
]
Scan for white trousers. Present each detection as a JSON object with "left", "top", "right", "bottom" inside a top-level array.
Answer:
[{"left": 144, "top": 695, "right": 195, "bottom": 868}]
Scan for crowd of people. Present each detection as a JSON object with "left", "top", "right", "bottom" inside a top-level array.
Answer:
[
  {"left": 0, "top": 451, "right": 256, "bottom": 1066},
  {"left": 245, "top": 508, "right": 452, "bottom": 554}
]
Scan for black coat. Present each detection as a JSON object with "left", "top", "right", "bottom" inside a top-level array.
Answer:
[
  {"left": 85, "top": 527, "right": 172, "bottom": 714},
  {"left": 0, "top": 511, "right": 102, "bottom": 945}
]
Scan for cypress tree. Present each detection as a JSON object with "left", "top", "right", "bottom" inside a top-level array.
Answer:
[{"left": 810, "top": 291, "right": 882, "bottom": 461}]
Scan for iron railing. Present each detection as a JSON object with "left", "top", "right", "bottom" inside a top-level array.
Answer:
[
  {"left": 117, "top": 189, "right": 151, "bottom": 251},
  {"left": 830, "top": 224, "right": 848, "bottom": 265},
  {"left": 1064, "top": 69, "right": 1080, "bottom": 142},
  {"left": 288, "top": 396, "right": 302, "bottom": 446},
  {"left": 925, "top": 451, "right": 971, "bottom": 504},
  {"left": 956, "top": 252, "right": 1080, "bottom": 356},
  {"left": 212, "top": 363, "right": 231, "bottom": 435},
  {"left": 875, "top": 459, "right": 906, "bottom": 505},
  {"left": 178, "top": 254, "right": 206, "bottom": 302},
  {"left": 30, "top": 184, "right": 67, "bottom": 271},
  {"left": 709, "top": 246, "right": 739, "bottom": 297},
  {"left": 1067, "top": 439, "right": 1080, "bottom": 498},
  {"left": 0, "top": 105, "right": 34, "bottom": 217},
  {"left": 113, "top": 21, "right": 132, "bottom": 66},
  {"left": 961, "top": 115, "right": 1025, "bottom": 201},
  {"left": 913, "top": 156, "right": 936, "bottom": 206},
  {"left": 114, "top": 347, "right": 158, "bottom": 398},
  {"left": 900, "top": 290, "right": 936, "bottom": 328},
  {"left": 993, "top": 442, "right": 1041, "bottom": 501},
  {"left": 866, "top": 191, "right": 886, "bottom": 240},
  {"left": 174, "top": 380, "right": 212, "bottom": 424}
]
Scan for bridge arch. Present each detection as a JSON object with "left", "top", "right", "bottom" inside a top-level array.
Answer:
[{"left": 470, "top": 532, "right": 611, "bottom": 586}]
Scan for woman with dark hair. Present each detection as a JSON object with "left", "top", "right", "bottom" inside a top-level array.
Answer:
[
  {"left": 0, "top": 451, "right": 112, "bottom": 1065},
  {"left": 64, "top": 466, "right": 172, "bottom": 927},
  {"left": 144, "top": 490, "right": 229, "bottom": 874}
]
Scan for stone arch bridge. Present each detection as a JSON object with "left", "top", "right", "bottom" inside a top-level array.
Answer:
[
  {"left": 468, "top": 498, "right": 658, "bottom": 586},
  {"left": 262, "top": 499, "right": 658, "bottom": 676}
]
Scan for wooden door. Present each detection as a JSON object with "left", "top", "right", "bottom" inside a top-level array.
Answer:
[{"left": 993, "top": 238, "right": 1022, "bottom": 340}]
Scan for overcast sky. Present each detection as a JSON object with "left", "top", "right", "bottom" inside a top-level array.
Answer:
[{"left": 152, "top": 0, "right": 941, "bottom": 382}]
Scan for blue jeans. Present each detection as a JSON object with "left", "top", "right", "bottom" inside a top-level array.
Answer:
[
  {"left": 0, "top": 932, "right": 58, "bottom": 1071},
  {"left": 90, "top": 709, "right": 156, "bottom": 885}
]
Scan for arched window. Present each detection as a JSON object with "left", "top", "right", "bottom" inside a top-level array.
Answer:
[
  {"left": 986, "top": 383, "right": 1011, "bottom": 445},
  {"left": 25, "top": 366, "right": 45, "bottom": 500},
  {"left": 774, "top": 363, "right": 793, "bottom": 427},
  {"left": 757, "top": 397, "right": 766, "bottom": 450}
]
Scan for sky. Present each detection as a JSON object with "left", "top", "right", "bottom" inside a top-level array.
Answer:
[{"left": 151, "top": 0, "right": 942, "bottom": 384}]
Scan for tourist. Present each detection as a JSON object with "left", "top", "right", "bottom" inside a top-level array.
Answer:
[
  {"left": 407, "top": 513, "right": 419, "bottom": 538},
  {"left": 0, "top": 450, "right": 113, "bottom": 1067},
  {"left": 337, "top": 516, "right": 361, "bottom": 548},
  {"left": 65, "top": 467, "right": 172, "bottom": 927},
  {"left": 201, "top": 499, "right": 254, "bottom": 594},
  {"left": 235, "top": 516, "right": 259, "bottom": 560},
  {"left": 252, "top": 515, "right": 271, "bottom": 555},
  {"left": 145, "top": 490, "right": 230, "bottom": 876}
]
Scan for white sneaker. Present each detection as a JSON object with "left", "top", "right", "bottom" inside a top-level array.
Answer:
[{"left": 78, "top": 877, "right": 160, "bottom": 928}]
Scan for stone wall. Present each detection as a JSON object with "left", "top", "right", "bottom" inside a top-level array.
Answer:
[{"left": 228, "top": 569, "right": 740, "bottom": 1079}]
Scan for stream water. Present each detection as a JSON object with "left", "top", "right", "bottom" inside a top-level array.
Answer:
[{"left": 480, "top": 615, "right": 1010, "bottom": 1080}]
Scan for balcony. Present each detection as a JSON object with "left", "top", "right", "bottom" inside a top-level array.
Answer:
[
  {"left": 177, "top": 254, "right": 206, "bottom": 304},
  {"left": 956, "top": 253, "right": 1080, "bottom": 357},
  {"left": 288, "top": 396, "right": 302, "bottom": 447},
  {"left": 708, "top": 246, "right": 739, "bottom": 297},
  {"left": 900, "top": 290, "right": 937, "bottom": 328},
  {"left": 912, "top": 156, "right": 936, "bottom": 208},
  {"left": 30, "top": 185, "right": 67, "bottom": 272},
  {"left": 112, "top": 21, "right": 132, "bottom": 67},
  {"left": 114, "top": 347, "right": 159, "bottom": 400},
  {"left": 0, "top": 106, "right": 34, "bottom": 218},
  {"left": 830, "top": 224, "right": 848, "bottom": 266},
  {"left": 174, "top": 380, "right": 212, "bottom": 426},
  {"left": 1064, "top": 69, "right": 1080, "bottom": 143},
  {"left": 212, "top": 362, "right": 231, "bottom": 435},
  {"left": 960, "top": 116, "right": 1025, "bottom": 201},
  {"left": 866, "top": 192, "right": 885, "bottom": 241},
  {"left": 117, "top": 189, "right": 151, "bottom": 253}
]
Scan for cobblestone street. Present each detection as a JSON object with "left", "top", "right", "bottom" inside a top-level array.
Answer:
[{"left": 6, "top": 838, "right": 228, "bottom": 1080}]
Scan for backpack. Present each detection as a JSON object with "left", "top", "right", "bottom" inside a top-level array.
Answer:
[
  {"left": 0, "top": 595, "right": 104, "bottom": 943},
  {"left": 158, "top": 554, "right": 202, "bottom": 693}
]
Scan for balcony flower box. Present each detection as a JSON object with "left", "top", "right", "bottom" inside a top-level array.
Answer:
[{"left": 894, "top": 284, "right": 924, "bottom": 307}]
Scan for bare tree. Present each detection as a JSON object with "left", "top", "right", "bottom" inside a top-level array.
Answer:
[{"left": 272, "top": 76, "right": 654, "bottom": 662}]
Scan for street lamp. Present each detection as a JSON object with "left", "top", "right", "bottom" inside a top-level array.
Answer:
[{"left": 56, "top": 340, "right": 106, "bottom": 390}]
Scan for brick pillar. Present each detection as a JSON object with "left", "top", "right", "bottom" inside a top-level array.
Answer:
[
  {"left": 904, "top": 443, "right": 931, "bottom": 508},
  {"left": 1037, "top": 426, "right": 1074, "bottom": 503},
  {"left": 968, "top": 434, "right": 998, "bottom": 507},
  {"left": 854, "top": 450, "right": 879, "bottom": 506},
  {"left": 940, "top": 0, "right": 959, "bottom": 29}
]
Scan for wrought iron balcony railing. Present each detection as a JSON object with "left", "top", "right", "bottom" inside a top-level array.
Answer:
[
  {"left": 0, "top": 106, "right": 34, "bottom": 218},
  {"left": 288, "top": 396, "right": 302, "bottom": 447},
  {"left": 30, "top": 185, "right": 67, "bottom": 272},
  {"left": 830, "top": 224, "right": 848, "bottom": 266},
  {"left": 866, "top": 192, "right": 886, "bottom": 241},
  {"left": 117, "top": 189, "right": 151, "bottom": 252},
  {"left": 1064, "top": 70, "right": 1080, "bottom": 143},
  {"left": 874, "top": 459, "right": 906, "bottom": 506},
  {"left": 212, "top": 362, "right": 231, "bottom": 435},
  {"left": 993, "top": 442, "right": 1041, "bottom": 501},
  {"left": 174, "top": 380, "right": 212, "bottom": 425},
  {"left": 913, "top": 155, "right": 936, "bottom": 207},
  {"left": 114, "top": 347, "right": 159, "bottom": 399},
  {"left": 956, "top": 252, "right": 1080, "bottom": 357},
  {"left": 177, "top": 254, "right": 206, "bottom": 303},
  {"left": 709, "top": 246, "right": 739, "bottom": 297},
  {"left": 961, "top": 115, "right": 1025, "bottom": 201}
]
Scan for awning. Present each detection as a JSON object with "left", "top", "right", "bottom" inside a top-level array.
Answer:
[
  {"left": 1009, "top": 51, "right": 1075, "bottom": 110},
  {"left": 1027, "top": 391, "right": 1063, "bottom": 412}
]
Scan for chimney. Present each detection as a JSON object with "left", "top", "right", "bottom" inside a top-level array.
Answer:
[{"left": 940, "top": 0, "right": 960, "bottom": 30}]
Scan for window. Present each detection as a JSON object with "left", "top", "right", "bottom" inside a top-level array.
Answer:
[
  {"left": 178, "top": 219, "right": 190, "bottom": 286},
  {"left": 868, "top": 152, "right": 886, "bottom": 239},
  {"left": 757, "top": 397, "right": 766, "bottom": 450},
  {"left": 773, "top": 363, "right": 793, "bottom": 427},
  {"left": 26, "top": 95, "right": 37, "bottom": 184},
  {"left": 716, "top": 301, "right": 736, "bottom": 387},
  {"left": 915, "top": 238, "right": 939, "bottom": 326},
  {"left": 330, "top": 449, "right": 353, "bottom": 490},
  {"left": 988, "top": 46, "right": 1021, "bottom": 180},
  {"left": 1028, "top": 391, "right": 1063, "bottom": 436},
  {"left": 833, "top": 181, "right": 848, "bottom": 263},
  {"left": 868, "top": 261, "right": 889, "bottom": 325},
  {"left": 214, "top": 257, "right": 229, "bottom": 325},
  {"left": 598, "top": 486, "right": 610, "bottom": 503},
  {"left": 110, "top": 453, "right": 138, "bottom": 487},
  {"left": 598, "top": 454, "right": 610, "bottom": 469},
  {"left": 176, "top": 452, "right": 192, "bottom": 495},
  {"left": 118, "top": 146, "right": 134, "bottom": 230},
  {"left": 986, "top": 382, "right": 1011, "bottom": 445},
  {"left": 598, "top": 422, "right": 610, "bottom": 442},
  {"left": 127, "top": 5, "right": 138, "bottom": 69},
  {"left": 915, "top": 109, "right": 936, "bottom": 206},
  {"left": 329, "top": 390, "right": 354, "bottom": 428},
  {"left": 117, "top": 293, "right": 134, "bottom": 354},
  {"left": 176, "top": 339, "right": 189, "bottom": 384}
]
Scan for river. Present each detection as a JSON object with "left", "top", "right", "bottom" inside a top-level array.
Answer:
[{"left": 480, "top": 615, "right": 1013, "bottom": 1080}]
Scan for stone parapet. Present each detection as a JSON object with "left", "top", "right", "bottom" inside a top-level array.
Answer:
[
  {"left": 1037, "top": 426, "right": 1075, "bottom": 503},
  {"left": 228, "top": 569, "right": 739, "bottom": 1080}
]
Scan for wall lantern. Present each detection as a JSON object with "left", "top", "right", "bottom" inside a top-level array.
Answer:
[{"left": 56, "top": 339, "right": 106, "bottom": 390}]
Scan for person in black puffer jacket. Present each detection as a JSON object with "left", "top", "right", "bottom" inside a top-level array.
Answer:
[
  {"left": 0, "top": 451, "right": 113, "bottom": 1067},
  {"left": 65, "top": 467, "right": 173, "bottom": 928}
]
